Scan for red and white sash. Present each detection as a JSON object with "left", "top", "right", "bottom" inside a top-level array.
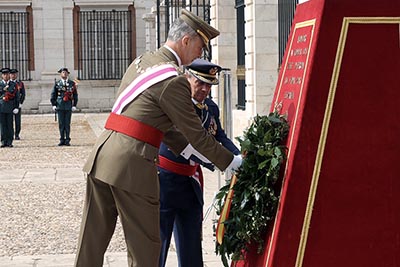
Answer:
[{"left": 112, "top": 64, "right": 179, "bottom": 114}]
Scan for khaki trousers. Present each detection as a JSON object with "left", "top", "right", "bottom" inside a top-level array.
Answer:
[{"left": 74, "top": 175, "right": 161, "bottom": 267}]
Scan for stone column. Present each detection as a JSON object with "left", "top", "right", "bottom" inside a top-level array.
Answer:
[
  {"left": 212, "top": 0, "right": 252, "bottom": 141},
  {"left": 156, "top": 5, "right": 167, "bottom": 47},
  {"left": 32, "top": 0, "right": 74, "bottom": 112},
  {"left": 143, "top": 12, "right": 156, "bottom": 52},
  {"left": 250, "top": 0, "right": 279, "bottom": 116},
  {"left": 134, "top": 0, "right": 156, "bottom": 55}
]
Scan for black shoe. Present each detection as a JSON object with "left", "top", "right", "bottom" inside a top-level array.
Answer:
[
  {"left": 64, "top": 142, "right": 71, "bottom": 146},
  {"left": 15, "top": 136, "right": 20, "bottom": 140},
  {"left": 8, "top": 144, "right": 13, "bottom": 147},
  {"left": 0, "top": 144, "right": 5, "bottom": 148},
  {"left": 58, "top": 142, "right": 65, "bottom": 146}
]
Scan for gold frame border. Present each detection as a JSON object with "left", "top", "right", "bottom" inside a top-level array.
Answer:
[
  {"left": 295, "top": 17, "right": 400, "bottom": 267},
  {"left": 265, "top": 18, "right": 316, "bottom": 266}
]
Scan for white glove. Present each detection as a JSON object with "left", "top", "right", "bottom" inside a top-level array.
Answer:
[
  {"left": 12, "top": 108, "right": 19, "bottom": 114},
  {"left": 18, "top": 103, "right": 22, "bottom": 108},
  {"left": 225, "top": 154, "right": 243, "bottom": 176},
  {"left": 180, "top": 144, "right": 211, "bottom": 163},
  {"left": 71, "top": 106, "right": 77, "bottom": 112},
  {"left": 52, "top": 106, "right": 57, "bottom": 111}
]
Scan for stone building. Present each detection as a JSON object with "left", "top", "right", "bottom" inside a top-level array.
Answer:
[{"left": 0, "top": 0, "right": 297, "bottom": 138}]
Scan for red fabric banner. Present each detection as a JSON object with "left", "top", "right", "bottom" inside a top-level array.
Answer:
[{"left": 235, "top": 0, "right": 400, "bottom": 266}]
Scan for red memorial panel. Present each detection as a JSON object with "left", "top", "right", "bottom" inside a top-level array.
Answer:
[{"left": 234, "top": 0, "right": 400, "bottom": 266}]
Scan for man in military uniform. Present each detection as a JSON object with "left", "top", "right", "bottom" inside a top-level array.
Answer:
[
  {"left": 0, "top": 68, "right": 20, "bottom": 147},
  {"left": 158, "top": 59, "right": 240, "bottom": 267},
  {"left": 74, "top": 9, "right": 242, "bottom": 267},
  {"left": 50, "top": 67, "right": 78, "bottom": 146},
  {"left": 10, "top": 69, "right": 26, "bottom": 140}
]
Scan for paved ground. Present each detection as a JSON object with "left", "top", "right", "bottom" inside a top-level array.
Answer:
[{"left": 0, "top": 113, "right": 227, "bottom": 267}]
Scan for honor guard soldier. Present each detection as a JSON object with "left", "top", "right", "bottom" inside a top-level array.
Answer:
[
  {"left": 50, "top": 67, "right": 78, "bottom": 146},
  {"left": 0, "top": 68, "right": 20, "bottom": 147},
  {"left": 75, "top": 9, "right": 242, "bottom": 267},
  {"left": 10, "top": 69, "right": 26, "bottom": 140},
  {"left": 158, "top": 59, "right": 240, "bottom": 267}
]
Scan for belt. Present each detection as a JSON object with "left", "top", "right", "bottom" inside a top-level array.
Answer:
[
  {"left": 105, "top": 112, "right": 164, "bottom": 148},
  {"left": 158, "top": 155, "right": 198, "bottom": 176}
]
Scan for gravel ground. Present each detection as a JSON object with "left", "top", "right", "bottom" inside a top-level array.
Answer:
[
  {"left": 0, "top": 114, "right": 95, "bottom": 169},
  {"left": 0, "top": 114, "right": 126, "bottom": 258}
]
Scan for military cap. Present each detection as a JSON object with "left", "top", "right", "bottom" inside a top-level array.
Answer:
[
  {"left": 58, "top": 67, "right": 70, "bottom": 74},
  {"left": 1, "top": 68, "right": 10, "bottom": 74},
  {"left": 180, "top": 9, "right": 220, "bottom": 49},
  {"left": 186, "top": 58, "right": 222, "bottom": 85},
  {"left": 10, "top": 69, "right": 18, "bottom": 74}
]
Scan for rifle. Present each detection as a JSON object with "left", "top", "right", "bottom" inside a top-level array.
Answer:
[{"left": 54, "top": 78, "right": 57, "bottom": 122}]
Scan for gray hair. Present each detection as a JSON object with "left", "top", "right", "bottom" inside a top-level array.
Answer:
[
  {"left": 185, "top": 68, "right": 194, "bottom": 78},
  {"left": 167, "top": 17, "right": 198, "bottom": 42}
]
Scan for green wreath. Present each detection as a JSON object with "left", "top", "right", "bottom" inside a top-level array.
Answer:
[{"left": 215, "top": 111, "right": 289, "bottom": 266}]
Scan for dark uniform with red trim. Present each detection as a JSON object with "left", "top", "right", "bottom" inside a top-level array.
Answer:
[
  {"left": 158, "top": 60, "right": 240, "bottom": 267},
  {"left": 10, "top": 69, "right": 26, "bottom": 140},
  {"left": 0, "top": 68, "right": 20, "bottom": 147},
  {"left": 50, "top": 68, "right": 78, "bottom": 146},
  {"left": 74, "top": 9, "right": 242, "bottom": 267}
]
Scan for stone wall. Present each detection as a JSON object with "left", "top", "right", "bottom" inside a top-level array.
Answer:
[
  {"left": 212, "top": 0, "right": 280, "bottom": 140},
  {"left": 22, "top": 80, "right": 120, "bottom": 114}
]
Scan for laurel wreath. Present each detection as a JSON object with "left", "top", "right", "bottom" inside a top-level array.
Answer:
[{"left": 215, "top": 111, "right": 290, "bottom": 266}]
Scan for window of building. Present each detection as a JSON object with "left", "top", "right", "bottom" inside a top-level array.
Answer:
[
  {"left": 278, "top": 0, "right": 299, "bottom": 66},
  {"left": 0, "top": 8, "right": 33, "bottom": 81},
  {"left": 235, "top": 0, "right": 246, "bottom": 110},
  {"left": 74, "top": 6, "right": 135, "bottom": 80}
]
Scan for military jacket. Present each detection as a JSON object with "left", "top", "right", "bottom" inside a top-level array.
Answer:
[
  {"left": 159, "top": 97, "right": 240, "bottom": 166},
  {"left": 83, "top": 47, "right": 234, "bottom": 196},
  {"left": 14, "top": 80, "right": 26, "bottom": 104},
  {"left": 0, "top": 80, "right": 20, "bottom": 113},
  {"left": 50, "top": 79, "right": 78, "bottom": 110},
  {"left": 196, "top": 98, "right": 240, "bottom": 154}
]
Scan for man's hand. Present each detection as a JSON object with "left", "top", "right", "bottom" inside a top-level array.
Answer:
[
  {"left": 71, "top": 106, "right": 77, "bottom": 112},
  {"left": 12, "top": 108, "right": 19, "bottom": 114},
  {"left": 52, "top": 106, "right": 57, "bottom": 111},
  {"left": 225, "top": 154, "right": 243, "bottom": 176}
]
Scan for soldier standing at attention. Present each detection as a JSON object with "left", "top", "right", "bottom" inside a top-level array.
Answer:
[
  {"left": 158, "top": 59, "right": 241, "bottom": 267},
  {"left": 50, "top": 67, "right": 78, "bottom": 146},
  {"left": 10, "top": 69, "right": 26, "bottom": 140},
  {"left": 74, "top": 9, "right": 242, "bottom": 267},
  {"left": 0, "top": 68, "right": 20, "bottom": 147}
]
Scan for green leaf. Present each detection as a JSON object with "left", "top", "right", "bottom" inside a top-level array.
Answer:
[
  {"left": 271, "top": 157, "right": 279, "bottom": 168},
  {"left": 274, "top": 146, "right": 282, "bottom": 157},
  {"left": 257, "top": 148, "right": 267, "bottom": 156},
  {"left": 258, "top": 159, "right": 268, "bottom": 170}
]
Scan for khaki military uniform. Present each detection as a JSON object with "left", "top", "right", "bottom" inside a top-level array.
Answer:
[{"left": 75, "top": 47, "right": 233, "bottom": 267}]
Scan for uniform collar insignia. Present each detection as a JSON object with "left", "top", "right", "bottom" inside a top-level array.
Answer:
[{"left": 196, "top": 102, "right": 208, "bottom": 110}]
